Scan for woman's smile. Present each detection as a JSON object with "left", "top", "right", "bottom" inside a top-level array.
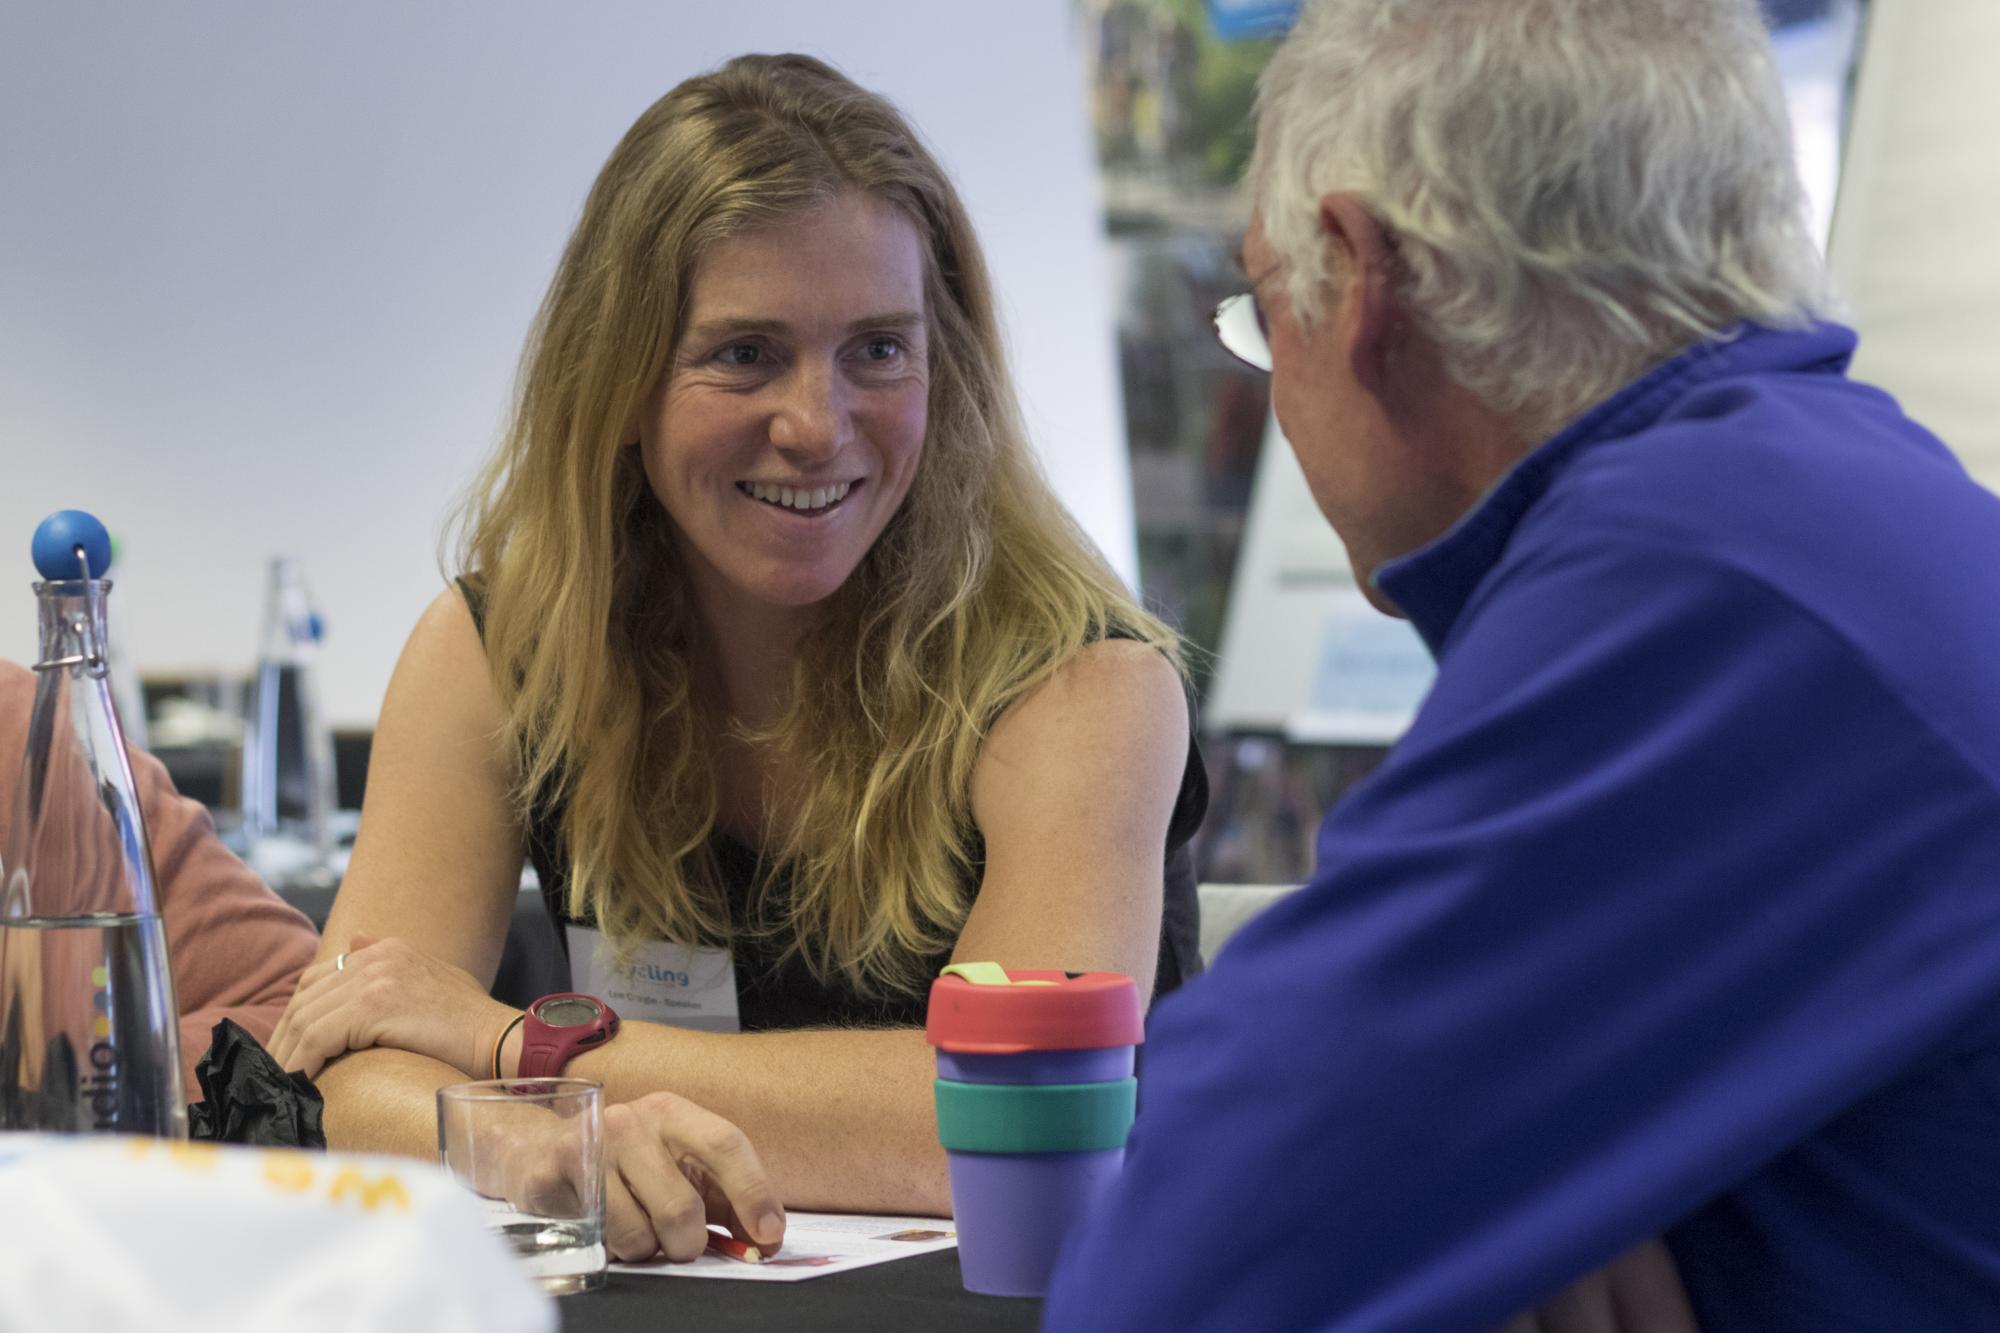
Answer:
[{"left": 736, "top": 478, "right": 862, "bottom": 517}]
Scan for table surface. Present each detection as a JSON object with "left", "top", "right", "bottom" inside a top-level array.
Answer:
[{"left": 555, "top": 1250, "right": 1041, "bottom": 1332}]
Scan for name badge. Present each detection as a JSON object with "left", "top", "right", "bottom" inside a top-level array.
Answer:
[{"left": 565, "top": 924, "right": 741, "bottom": 1033}]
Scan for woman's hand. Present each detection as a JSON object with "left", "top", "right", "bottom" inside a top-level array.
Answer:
[
  {"left": 1496, "top": 1237, "right": 1700, "bottom": 1333},
  {"left": 268, "top": 934, "right": 517, "bottom": 1079},
  {"left": 448, "top": 1087, "right": 787, "bottom": 1263},
  {"left": 600, "top": 1090, "right": 788, "bottom": 1262}
]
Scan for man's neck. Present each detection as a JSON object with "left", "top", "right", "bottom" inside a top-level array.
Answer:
[
  {"left": 1397, "top": 380, "right": 1531, "bottom": 552},
  {"left": 1356, "top": 373, "right": 1533, "bottom": 615},
  {"left": 1434, "top": 374, "right": 1534, "bottom": 505}
]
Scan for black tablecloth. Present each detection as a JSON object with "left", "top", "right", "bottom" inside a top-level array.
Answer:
[{"left": 556, "top": 1251, "right": 1040, "bottom": 1331}]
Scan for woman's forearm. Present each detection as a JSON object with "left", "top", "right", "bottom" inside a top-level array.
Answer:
[
  {"left": 559, "top": 1024, "right": 949, "bottom": 1215},
  {"left": 319, "top": 1015, "right": 951, "bottom": 1214},
  {"left": 315, "top": 1046, "right": 470, "bottom": 1157}
]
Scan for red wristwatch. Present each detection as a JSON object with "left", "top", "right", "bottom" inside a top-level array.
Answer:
[{"left": 517, "top": 992, "right": 620, "bottom": 1079}]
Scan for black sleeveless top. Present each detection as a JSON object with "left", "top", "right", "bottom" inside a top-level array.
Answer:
[{"left": 463, "top": 581, "right": 1206, "bottom": 1029}]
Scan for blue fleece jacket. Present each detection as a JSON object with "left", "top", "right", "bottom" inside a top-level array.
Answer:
[{"left": 1043, "top": 324, "right": 2000, "bottom": 1331}]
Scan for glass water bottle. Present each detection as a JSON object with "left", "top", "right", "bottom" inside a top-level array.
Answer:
[
  {"left": 240, "top": 557, "right": 336, "bottom": 876},
  {"left": 0, "top": 511, "right": 186, "bottom": 1136}
]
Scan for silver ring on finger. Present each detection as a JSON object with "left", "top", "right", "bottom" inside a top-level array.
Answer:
[{"left": 334, "top": 951, "right": 349, "bottom": 973}]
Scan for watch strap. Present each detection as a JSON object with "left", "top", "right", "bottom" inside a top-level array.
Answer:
[{"left": 518, "top": 1024, "right": 558, "bottom": 1079}]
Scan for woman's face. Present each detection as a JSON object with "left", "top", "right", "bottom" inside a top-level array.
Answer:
[{"left": 635, "top": 190, "right": 931, "bottom": 621}]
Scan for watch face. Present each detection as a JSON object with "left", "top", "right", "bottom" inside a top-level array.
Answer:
[{"left": 535, "top": 997, "right": 601, "bottom": 1028}]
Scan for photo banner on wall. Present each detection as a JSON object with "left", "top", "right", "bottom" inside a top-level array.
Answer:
[{"left": 1205, "top": 0, "right": 1298, "bottom": 42}]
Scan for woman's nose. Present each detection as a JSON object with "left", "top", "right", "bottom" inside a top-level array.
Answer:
[{"left": 768, "top": 365, "right": 853, "bottom": 459}]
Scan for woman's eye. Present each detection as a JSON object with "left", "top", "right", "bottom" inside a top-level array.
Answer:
[
  {"left": 862, "top": 337, "right": 904, "bottom": 362},
  {"left": 717, "top": 342, "right": 765, "bottom": 367}
]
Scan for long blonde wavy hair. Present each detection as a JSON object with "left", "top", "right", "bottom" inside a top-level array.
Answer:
[{"left": 454, "top": 54, "right": 1179, "bottom": 1000}]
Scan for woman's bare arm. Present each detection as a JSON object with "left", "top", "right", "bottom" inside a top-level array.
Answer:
[{"left": 953, "top": 638, "right": 1187, "bottom": 996}]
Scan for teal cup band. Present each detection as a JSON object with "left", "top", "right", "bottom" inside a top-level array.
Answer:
[{"left": 933, "top": 1078, "right": 1137, "bottom": 1154}]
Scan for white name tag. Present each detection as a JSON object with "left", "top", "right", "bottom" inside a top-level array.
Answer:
[{"left": 565, "top": 924, "right": 741, "bottom": 1033}]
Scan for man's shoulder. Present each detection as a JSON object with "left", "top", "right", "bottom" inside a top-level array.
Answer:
[
  {"left": 1458, "top": 383, "right": 2000, "bottom": 799},
  {"left": 1514, "top": 371, "right": 2000, "bottom": 634},
  {"left": 1546, "top": 367, "right": 1963, "bottom": 535}
]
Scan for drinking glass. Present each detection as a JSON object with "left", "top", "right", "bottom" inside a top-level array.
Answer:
[{"left": 437, "top": 1077, "right": 605, "bottom": 1294}]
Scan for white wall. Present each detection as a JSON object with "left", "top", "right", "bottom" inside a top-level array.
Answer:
[
  {"left": 1828, "top": 0, "right": 2000, "bottom": 490},
  {"left": 0, "top": 2, "right": 1133, "bottom": 726}
]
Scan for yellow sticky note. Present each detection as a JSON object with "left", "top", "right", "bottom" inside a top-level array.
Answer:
[
  {"left": 940, "top": 962, "right": 1012, "bottom": 986},
  {"left": 939, "top": 962, "right": 1058, "bottom": 987}
]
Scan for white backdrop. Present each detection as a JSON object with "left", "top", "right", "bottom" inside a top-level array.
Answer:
[
  {"left": 1828, "top": 0, "right": 2000, "bottom": 490},
  {"left": 0, "top": 2, "right": 1133, "bottom": 726}
]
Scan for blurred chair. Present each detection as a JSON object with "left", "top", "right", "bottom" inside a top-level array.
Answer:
[
  {"left": 331, "top": 728, "right": 372, "bottom": 812},
  {"left": 488, "top": 895, "right": 568, "bottom": 1009},
  {"left": 1196, "top": 882, "right": 1297, "bottom": 966}
]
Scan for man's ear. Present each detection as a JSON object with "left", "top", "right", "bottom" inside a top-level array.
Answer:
[{"left": 1317, "top": 193, "right": 1401, "bottom": 397}]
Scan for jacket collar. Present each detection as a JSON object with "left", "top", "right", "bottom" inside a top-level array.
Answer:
[{"left": 1372, "top": 322, "right": 1858, "bottom": 657}]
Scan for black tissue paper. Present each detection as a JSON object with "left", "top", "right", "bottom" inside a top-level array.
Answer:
[{"left": 187, "top": 1018, "right": 326, "bottom": 1148}]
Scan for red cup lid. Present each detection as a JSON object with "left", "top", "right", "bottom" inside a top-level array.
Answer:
[{"left": 924, "top": 963, "right": 1143, "bottom": 1054}]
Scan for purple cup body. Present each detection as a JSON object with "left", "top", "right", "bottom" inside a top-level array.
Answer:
[
  {"left": 947, "top": 1147, "right": 1126, "bottom": 1297},
  {"left": 937, "top": 1041, "right": 1136, "bottom": 1297},
  {"left": 935, "top": 1045, "right": 1133, "bottom": 1085}
]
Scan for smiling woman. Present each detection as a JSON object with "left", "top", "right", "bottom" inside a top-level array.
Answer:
[{"left": 265, "top": 53, "right": 1206, "bottom": 1264}]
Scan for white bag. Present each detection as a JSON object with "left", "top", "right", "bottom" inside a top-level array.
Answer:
[{"left": 0, "top": 1134, "right": 554, "bottom": 1333}]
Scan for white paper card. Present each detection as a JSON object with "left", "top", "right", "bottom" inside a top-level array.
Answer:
[
  {"left": 566, "top": 924, "right": 741, "bottom": 1033},
  {"left": 610, "top": 1212, "right": 958, "bottom": 1282}
]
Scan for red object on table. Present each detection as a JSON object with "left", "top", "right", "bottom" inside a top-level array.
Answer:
[{"left": 705, "top": 1229, "right": 765, "bottom": 1263}]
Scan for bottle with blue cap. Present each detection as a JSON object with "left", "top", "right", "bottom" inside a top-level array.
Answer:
[
  {"left": 240, "top": 557, "right": 336, "bottom": 882},
  {"left": 0, "top": 509, "right": 187, "bottom": 1136}
]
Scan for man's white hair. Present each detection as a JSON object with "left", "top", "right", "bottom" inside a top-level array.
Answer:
[{"left": 1252, "top": 0, "right": 1830, "bottom": 438}]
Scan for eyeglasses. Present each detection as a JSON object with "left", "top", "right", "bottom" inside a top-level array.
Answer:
[{"left": 1211, "top": 290, "right": 1272, "bottom": 373}]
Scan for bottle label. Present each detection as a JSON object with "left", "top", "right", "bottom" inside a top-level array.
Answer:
[{"left": 564, "top": 925, "right": 740, "bottom": 1032}]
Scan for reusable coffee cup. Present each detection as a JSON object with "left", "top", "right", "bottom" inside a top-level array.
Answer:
[{"left": 925, "top": 962, "right": 1142, "bottom": 1297}]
